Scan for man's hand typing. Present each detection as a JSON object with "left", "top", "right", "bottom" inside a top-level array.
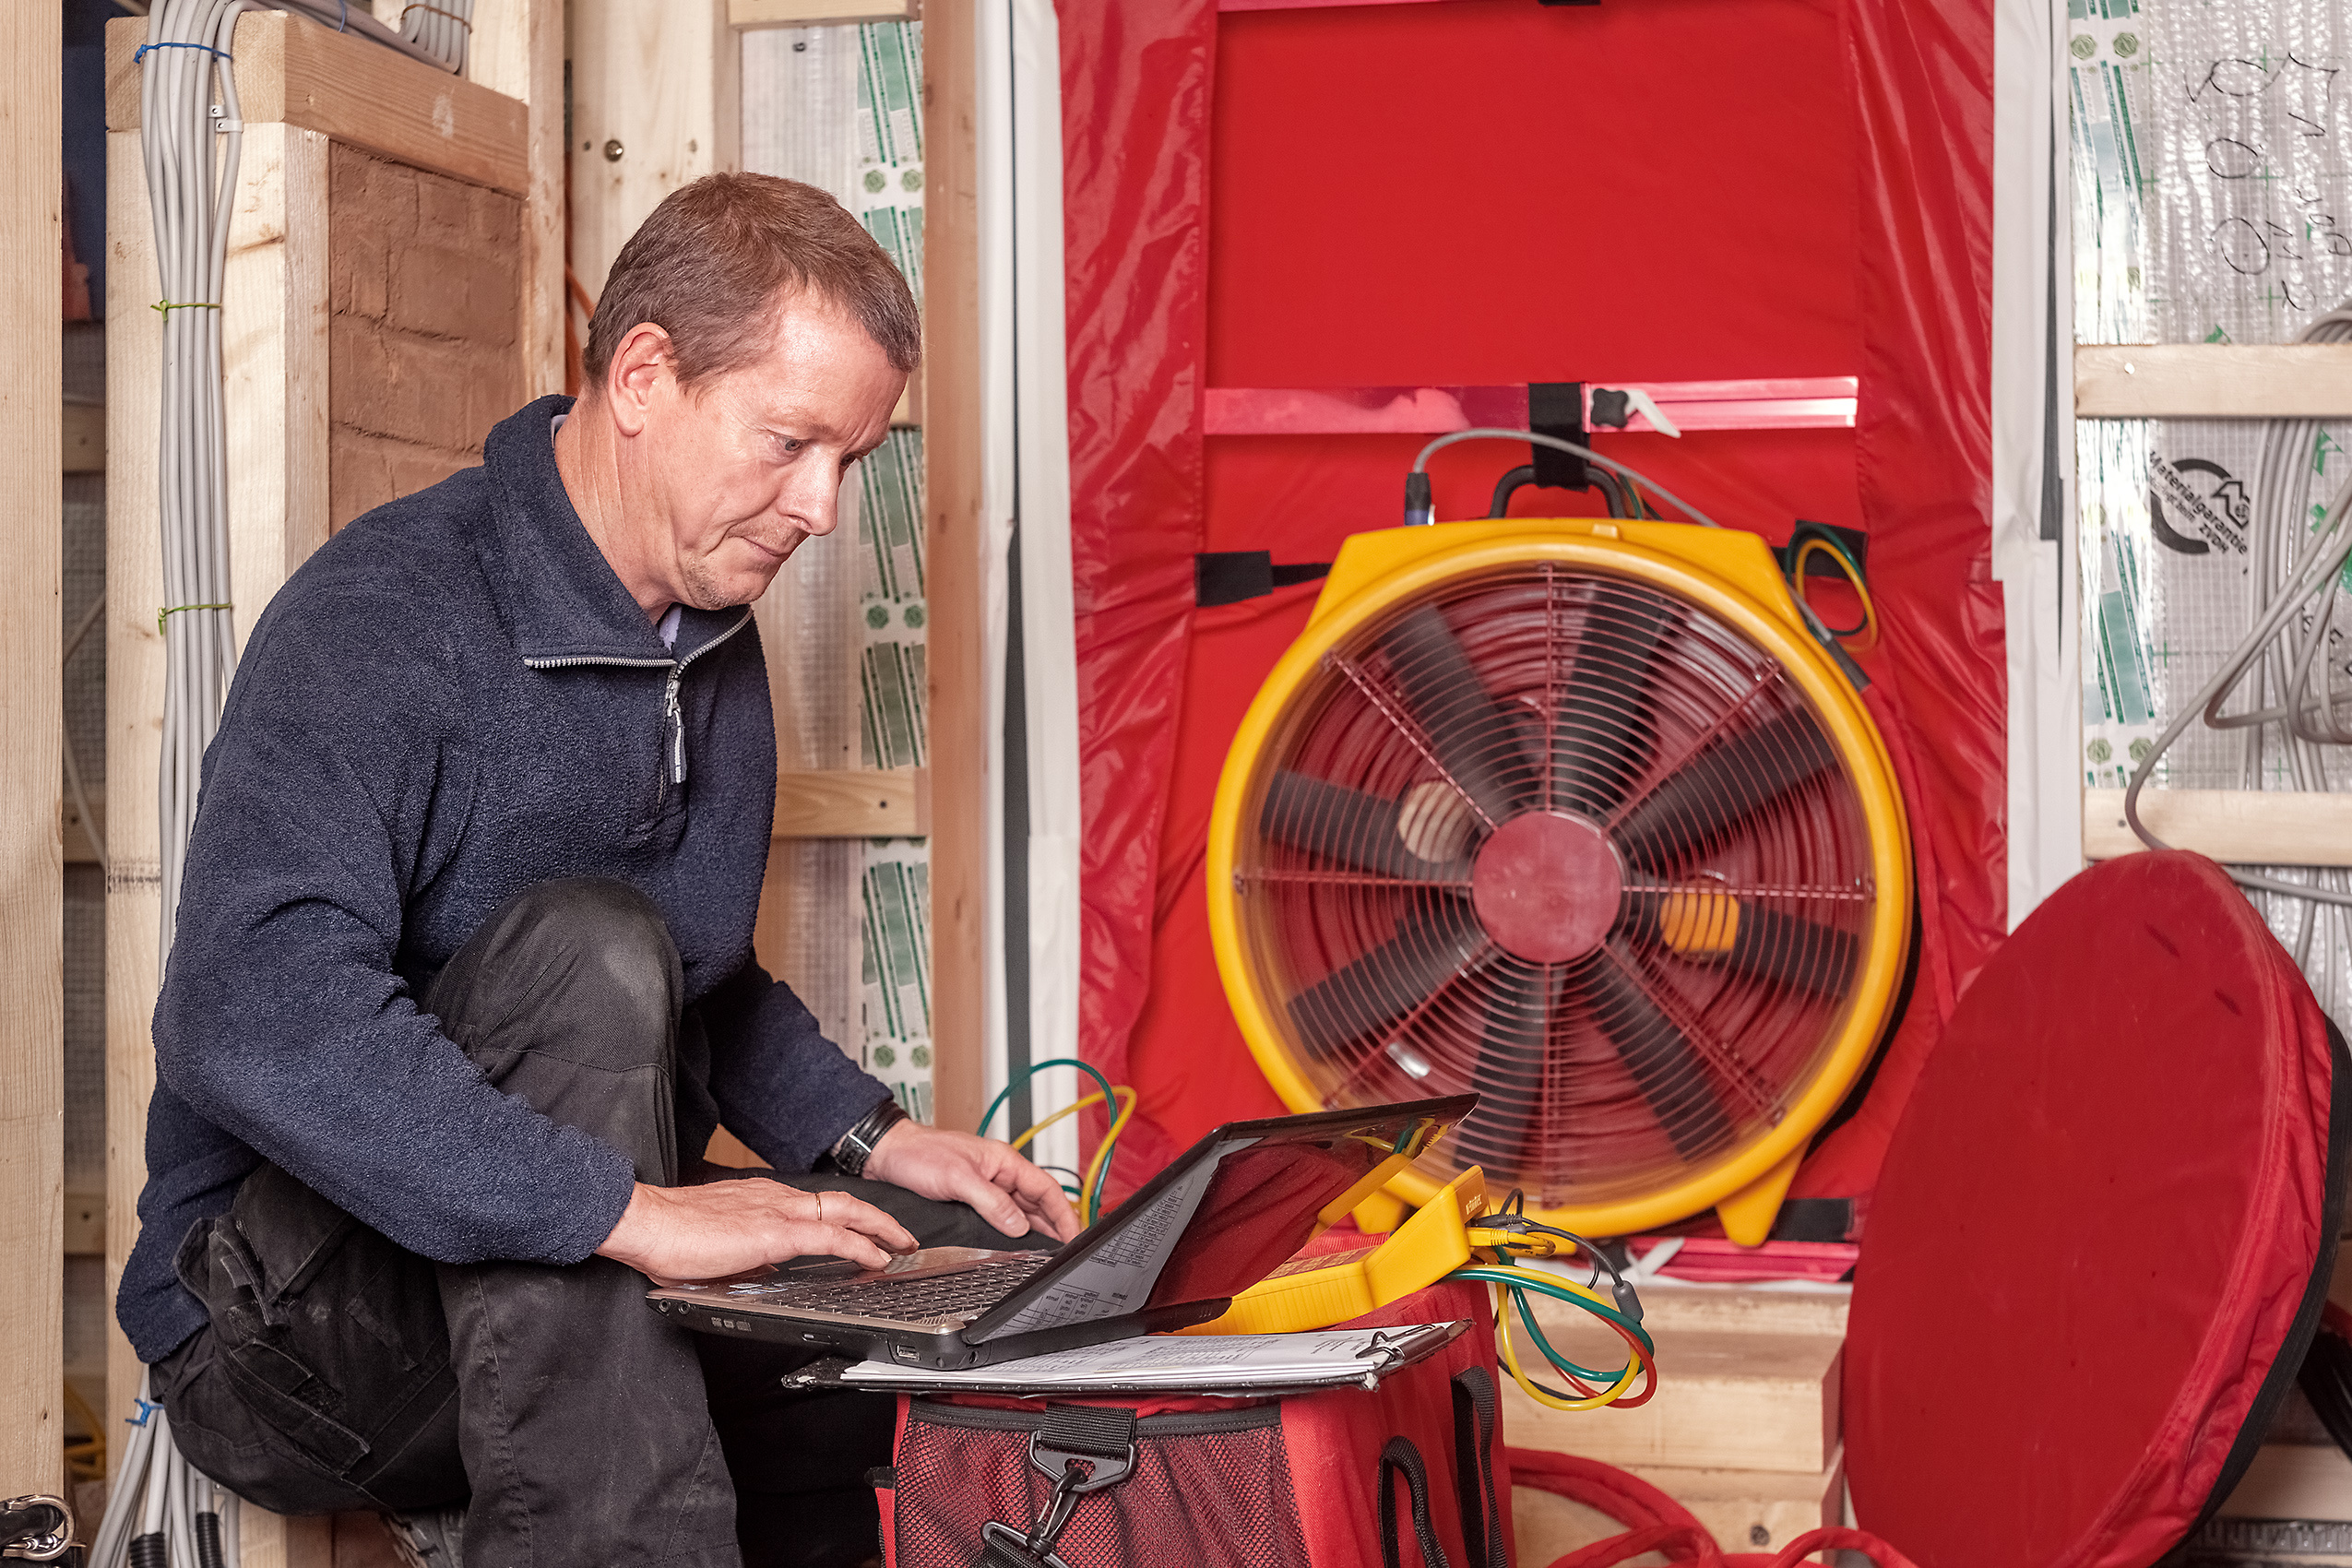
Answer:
[
  {"left": 863, "top": 1123, "right": 1083, "bottom": 1243},
  {"left": 596, "top": 1179, "right": 918, "bottom": 1285}
]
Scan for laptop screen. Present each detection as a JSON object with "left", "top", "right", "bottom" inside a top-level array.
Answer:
[{"left": 971, "top": 1096, "right": 1473, "bottom": 1340}]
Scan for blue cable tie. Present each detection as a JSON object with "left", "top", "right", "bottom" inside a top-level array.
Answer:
[
  {"left": 127, "top": 1397, "right": 163, "bottom": 1427},
  {"left": 134, "top": 41, "right": 233, "bottom": 65},
  {"left": 337, "top": 0, "right": 349, "bottom": 30}
]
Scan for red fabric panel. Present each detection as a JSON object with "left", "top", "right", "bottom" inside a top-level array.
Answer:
[
  {"left": 1059, "top": 0, "right": 2003, "bottom": 1215},
  {"left": 1846, "top": 852, "right": 2337, "bottom": 1565},
  {"left": 1058, "top": 0, "right": 1218, "bottom": 1172}
]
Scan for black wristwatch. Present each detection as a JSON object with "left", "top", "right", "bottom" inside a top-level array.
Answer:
[{"left": 831, "top": 1095, "right": 909, "bottom": 1179}]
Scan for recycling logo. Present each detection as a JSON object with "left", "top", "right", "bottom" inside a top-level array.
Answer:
[{"left": 2147, "top": 455, "right": 2251, "bottom": 555}]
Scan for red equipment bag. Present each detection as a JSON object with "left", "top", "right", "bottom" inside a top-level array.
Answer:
[
  {"left": 1845, "top": 851, "right": 2350, "bottom": 1567},
  {"left": 873, "top": 1280, "right": 1515, "bottom": 1567}
]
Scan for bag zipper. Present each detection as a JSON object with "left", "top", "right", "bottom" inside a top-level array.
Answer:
[
  {"left": 909, "top": 1401, "right": 1279, "bottom": 1437},
  {"left": 524, "top": 607, "right": 754, "bottom": 791}
]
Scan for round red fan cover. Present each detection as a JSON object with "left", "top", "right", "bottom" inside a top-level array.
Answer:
[{"left": 1847, "top": 850, "right": 2346, "bottom": 1566}]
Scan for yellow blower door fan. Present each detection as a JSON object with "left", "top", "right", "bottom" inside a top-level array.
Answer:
[{"left": 1206, "top": 519, "right": 1911, "bottom": 1244}]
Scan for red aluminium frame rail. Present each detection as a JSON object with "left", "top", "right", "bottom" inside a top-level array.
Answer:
[{"left": 1202, "top": 378, "right": 1860, "bottom": 437}]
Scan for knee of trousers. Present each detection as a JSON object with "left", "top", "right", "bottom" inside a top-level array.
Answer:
[{"left": 430, "top": 878, "right": 683, "bottom": 1073}]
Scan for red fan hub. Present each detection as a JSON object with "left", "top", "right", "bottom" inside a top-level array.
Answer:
[{"left": 1470, "top": 811, "right": 1621, "bottom": 963}]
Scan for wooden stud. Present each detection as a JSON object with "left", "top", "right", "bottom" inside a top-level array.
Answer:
[
  {"left": 1515, "top": 1450, "right": 1845, "bottom": 1564},
  {"left": 103, "top": 124, "right": 164, "bottom": 1451},
  {"left": 2076, "top": 342, "right": 2352, "bottom": 420},
  {"left": 731, "top": 0, "right": 920, "bottom": 27},
  {"left": 469, "top": 0, "right": 566, "bottom": 398},
  {"left": 2, "top": 0, "right": 64, "bottom": 1501},
  {"left": 2083, "top": 787, "right": 2352, "bottom": 867},
  {"left": 774, "top": 767, "right": 930, "bottom": 837},
  {"left": 922, "top": 0, "right": 985, "bottom": 1134},
  {"left": 567, "top": 0, "right": 739, "bottom": 297},
  {"left": 105, "top": 12, "right": 528, "bottom": 195}
]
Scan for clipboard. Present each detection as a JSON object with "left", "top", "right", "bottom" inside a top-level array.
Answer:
[{"left": 777, "top": 1320, "right": 1468, "bottom": 1399}]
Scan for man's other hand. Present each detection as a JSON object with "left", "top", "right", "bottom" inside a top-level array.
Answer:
[
  {"left": 864, "top": 1123, "right": 1083, "bottom": 1243},
  {"left": 597, "top": 1180, "right": 917, "bottom": 1285}
]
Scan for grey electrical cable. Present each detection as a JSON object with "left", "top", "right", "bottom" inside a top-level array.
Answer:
[
  {"left": 2122, "top": 305, "right": 2352, "bottom": 922},
  {"left": 1410, "top": 427, "right": 1727, "bottom": 530}
]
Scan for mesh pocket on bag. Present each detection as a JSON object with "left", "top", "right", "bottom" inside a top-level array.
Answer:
[{"left": 890, "top": 1402, "right": 1308, "bottom": 1568}]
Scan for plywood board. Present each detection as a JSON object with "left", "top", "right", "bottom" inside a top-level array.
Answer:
[
  {"left": 1633, "top": 1284, "right": 1851, "bottom": 1340},
  {"left": 1502, "top": 1317, "right": 1844, "bottom": 1475},
  {"left": 776, "top": 767, "right": 930, "bottom": 837},
  {"left": 1514, "top": 1449, "right": 1844, "bottom": 1564},
  {"left": 2076, "top": 343, "right": 2352, "bottom": 419},
  {"left": 2083, "top": 787, "right": 2352, "bottom": 866},
  {"left": 2217, "top": 1443, "right": 2352, "bottom": 1523},
  {"left": 105, "top": 11, "right": 527, "bottom": 195}
]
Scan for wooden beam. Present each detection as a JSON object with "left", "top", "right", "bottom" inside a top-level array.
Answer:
[
  {"left": 104, "top": 123, "right": 163, "bottom": 1455},
  {"left": 469, "top": 0, "right": 566, "bottom": 398},
  {"left": 2075, "top": 343, "right": 2352, "bottom": 419},
  {"left": 2084, "top": 787, "right": 2352, "bottom": 866},
  {"left": 923, "top": 0, "right": 985, "bottom": 1135},
  {"left": 567, "top": 0, "right": 739, "bottom": 297},
  {"left": 775, "top": 767, "right": 930, "bottom": 837},
  {"left": 2, "top": 0, "right": 63, "bottom": 1499},
  {"left": 731, "top": 0, "right": 920, "bottom": 26},
  {"left": 105, "top": 11, "right": 528, "bottom": 195}
]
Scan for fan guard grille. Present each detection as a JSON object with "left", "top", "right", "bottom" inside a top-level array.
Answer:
[{"left": 1229, "top": 560, "right": 1879, "bottom": 1209}]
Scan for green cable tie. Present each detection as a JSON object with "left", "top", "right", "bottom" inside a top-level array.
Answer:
[
  {"left": 151, "top": 300, "right": 222, "bottom": 314},
  {"left": 158, "top": 602, "right": 233, "bottom": 635}
]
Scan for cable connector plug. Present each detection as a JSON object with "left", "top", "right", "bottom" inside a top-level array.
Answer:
[{"left": 1403, "top": 470, "right": 1434, "bottom": 529}]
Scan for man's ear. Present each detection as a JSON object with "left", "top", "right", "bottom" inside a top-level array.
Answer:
[{"left": 604, "top": 323, "right": 676, "bottom": 437}]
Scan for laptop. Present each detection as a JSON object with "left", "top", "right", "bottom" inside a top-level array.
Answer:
[{"left": 645, "top": 1095, "right": 1476, "bottom": 1370}]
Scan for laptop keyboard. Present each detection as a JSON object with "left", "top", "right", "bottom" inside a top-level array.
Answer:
[{"left": 763, "top": 1254, "right": 1053, "bottom": 1324}]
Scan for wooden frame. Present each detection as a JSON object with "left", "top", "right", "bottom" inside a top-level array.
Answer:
[
  {"left": 2074, "top": 343, "right": 2352, "bottom": 868},
  {"left": 775, "top": 767, "right": 931, "bottom": 837},
  {"left": 731, "top": 0, "right": 920, "bottom": 26},
  {"left": 5, "top": 0, "right": 64, "bottom": 1504}
]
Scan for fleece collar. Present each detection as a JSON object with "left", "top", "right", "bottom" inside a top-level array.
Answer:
[{"left": 477, "top": 394, "right": 750, "bottom": 666}]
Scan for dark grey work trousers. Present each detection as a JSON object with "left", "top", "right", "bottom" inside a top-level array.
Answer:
[{"left": 152, "top": 879, "right": 1033, "bottom": 1568}]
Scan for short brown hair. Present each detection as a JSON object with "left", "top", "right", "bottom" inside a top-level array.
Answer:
[{"left": 584, "top": 172, "right": 921, "bottom": 392}]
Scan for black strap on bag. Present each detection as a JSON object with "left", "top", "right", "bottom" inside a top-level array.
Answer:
[
  {"left": 976, "top": 1406, "right": 1140, "bottom": 1568},
  {"left": 1378, "top": 1437, "right": 1454, "bottom": 1568},
  {"left": 1450, "top": 1370, "right": 1507, "bottom": 1568}
]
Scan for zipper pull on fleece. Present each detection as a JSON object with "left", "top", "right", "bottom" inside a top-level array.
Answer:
[{"left": 665, "top": 666, "right": 686, "bottom": 785}]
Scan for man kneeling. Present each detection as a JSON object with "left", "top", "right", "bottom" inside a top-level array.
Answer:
[{"left": 120, "top": 173, "right": 1077, "bottom": 1568}]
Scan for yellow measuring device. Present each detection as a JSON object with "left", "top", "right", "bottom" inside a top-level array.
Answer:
[{"left": 1179, "top": 1168, "right": 1492, "bottom": 1336}]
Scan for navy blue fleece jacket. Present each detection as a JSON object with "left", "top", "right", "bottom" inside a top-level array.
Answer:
[{"left": 119, "top": 394, "right": 892, "bottom": 1361}]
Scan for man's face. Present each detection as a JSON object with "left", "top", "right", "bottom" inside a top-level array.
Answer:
[{"left": 632, "top": 292, "right": 905, "bottom": 611}]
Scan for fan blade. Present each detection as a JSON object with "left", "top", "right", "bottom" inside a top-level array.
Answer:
[
  {"left": 1451, "top": 968, "right": 1557, "bottom": 1181},
  {"left": 1631, "top": 894, "right": 1859, "bottom": 1000},
  {"left": 1261, "top": 770, "right": 1466, "bottom": 879},
  {"left": 1612, "top": 708, "right": 1840, "bottom": 872},
  {"left": 1379, "top": 606, "right": 1539, "bottom": 824},
  {"left": 1580, "top": 947, "right": 1734, "bottom": 1160},
  {"left": 1288, "top": 900, "right": 1485, "bottom": 1060},
  {"left": 1554, "top": 599, "right": 1678, "bottom": 817}
]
